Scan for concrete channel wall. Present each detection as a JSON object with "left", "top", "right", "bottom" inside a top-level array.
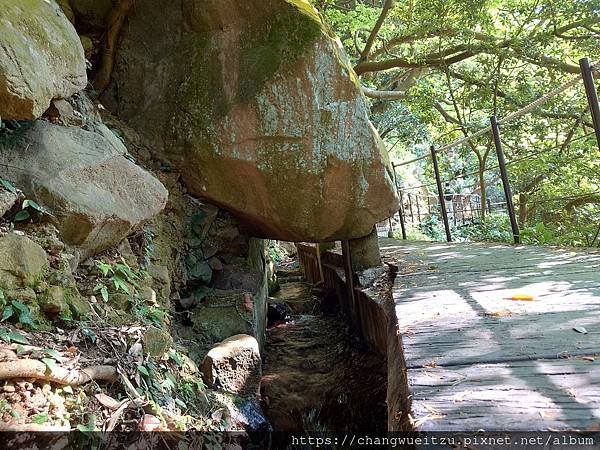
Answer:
[{"left": 298, "top": 244, "right": 412, "bottom": 431}]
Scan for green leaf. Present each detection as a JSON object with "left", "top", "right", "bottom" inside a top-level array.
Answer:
[
  {"left": 116, "top": 261, "right": 138, "bottom": 282},
  {"left": 81, "top": 328, "right": 97, "bottom": 343},
  {"left": 42, "top": 358, "right": 59, "bottom": 373},
  {"left": 0, "top": 178, "right": 17, "bottom": 194},
  {"left": 1, "top": 306, "right": 13, "bottom": 322},
  {"left": 22, "top": 199, "right": 47, "bottom": 214},
  {"left": 11, "top": 301, "right": 37, "bottom": 330},
  {"left": 175, "top": 398, "right": 186, "bottom": 408},
  {"left": 137, "top": 365, "right": 150, "bottom": 377},
  {"left": 8, "top": 332, "right": 28, "bottom": 345},
  {"left": 17, "top": 311, "right": 37, "bottom": 330},
  {"left": 11, "top": 300, "right": 28, "bottom": 313},
  {"left": 112, "top": 276, "right": 130, "bottom": 294},
  {"left": 94, "top": 283, "right": 109, "bottom": 302},
  {"left": 76, "top": 413, "right": 97, "bottom": 433},
  {"left": 44, "top": 349, "right": 62, "bottom": 360},
  {"left": 31, "top": 413, "right": 49, "bottom": 424},
  {"left": 13, "top": 210, "right": 30, "bottom": 222},
  {"left": 62, "top": 386, "right": 73, "bottom": 394},
  {"left": 95, "top": 261, "right": 112, "bottom": 277},
  {"left": 100, "top": 285, "right": 109, "bottom": 302}
]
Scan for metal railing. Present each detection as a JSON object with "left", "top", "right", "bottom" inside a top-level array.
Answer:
[{"left": 387, "top": 57, "right": 600, "bottom": 245}]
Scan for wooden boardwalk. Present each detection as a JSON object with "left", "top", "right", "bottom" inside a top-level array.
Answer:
[{"left": 379, "top": 238, "right": 600, "bottom": 431}]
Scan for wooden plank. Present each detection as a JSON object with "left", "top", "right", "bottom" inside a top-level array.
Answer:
[
  {"left": 379, "top": 237, "right": 600, "bottom": 431},
  {"left": 409, "top": 359, "right": 600, "bottom": 431}
]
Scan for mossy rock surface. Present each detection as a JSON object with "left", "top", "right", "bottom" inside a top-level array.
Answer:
[
  {"left": 143, "top": 326, "right": 173, "bottom": 358},
  {"left": 104, "top": 0, "right": 398, "bottom": 242},
  {"left": 0, "top": 233, "right": 48, "bottom": 289},
  {"left": 0, "top": 0, "right": 87, "bottom": 119}
]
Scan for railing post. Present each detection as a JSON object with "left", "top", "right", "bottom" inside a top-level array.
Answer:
[
  {"left": 398, "top": 191, "right": 407, "bottom": 240},
  {"left": 579, "top": 58, "right": 600, "bottom": 150},
  {"left": 430, "top": 145, "right": 452, "bottom": 242},
  {"left": 392, "top": 164, "right": 407, "bottom": 240},
  {"left": 341, "top": 240, "right": 358, "bottom": 326},
  {"left": 490, "top": 115, "right": 521, "bottom": 244}
]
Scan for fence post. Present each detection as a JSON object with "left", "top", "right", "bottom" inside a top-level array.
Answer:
[
  {"left": 392, "top": 164, "right": 407, "bottom": 240},
  {"left": 398, "top": 191, "right": 407, "bottom": 240},
  {"left": 490, "top": 115, "right": 521, "bottom": 244},
  {"left": 430, "top": 145, "right": 452, "bottom": 242},
  {"left": 341, "top": 240, "right": 358, "bottom": 327},
  {"left": 579, "top": 58, "right": 600, "bottom": 150}
]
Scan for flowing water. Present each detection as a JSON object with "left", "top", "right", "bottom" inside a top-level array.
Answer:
[{"left": 261, "top": 272, "right": 387, "bottom": 436}]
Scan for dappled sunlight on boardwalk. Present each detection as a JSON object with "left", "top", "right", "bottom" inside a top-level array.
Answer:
[{"left": 380, "top": 237, "right": 600, "bottom": 431}]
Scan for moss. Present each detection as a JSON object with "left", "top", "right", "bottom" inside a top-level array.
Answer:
[{"left": 237, "top": 3, "right": 323, "bottom": 101}]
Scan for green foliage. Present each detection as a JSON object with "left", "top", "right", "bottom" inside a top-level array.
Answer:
[
  {"left": 1, "top": 300, "right": 38, "bottom": 330},
  {"left": 0, "top": 328, "right": 29, "bottom": 344},
  {"left": 94, "top": 258, "right": 144, "bottom": 303},
  {"left": 267, "top": 240, "right": 288, "bottom": 264},
  {"left": 0, "top": 178, "right": 17, "bottom": 194},
  {"left": 319, "top": 0, "right": 599, "bottom": 247}
]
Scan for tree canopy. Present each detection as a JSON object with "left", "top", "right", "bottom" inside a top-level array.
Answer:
[{"left": 317, "top": 0, "right": 600, "bottom": 246}]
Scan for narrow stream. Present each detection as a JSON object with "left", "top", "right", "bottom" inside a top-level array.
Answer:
[{"left": 261, "top": 266, "right": 387, "bottom": 436}]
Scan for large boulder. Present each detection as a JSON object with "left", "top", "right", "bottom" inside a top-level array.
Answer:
[
  {"left": 201, "top": 334, "right": 261, "bottom": 397},
  {"left": 0, "top": 121, "right": 168, "bottom": 259},
  {"left": 0, "top": 0, "right": 87, "bottom": 119},
  {"left": 105, "top": 0, "right": 398, "bottom": 242}
]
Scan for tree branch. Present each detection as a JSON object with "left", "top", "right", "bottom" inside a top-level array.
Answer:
[
  {"left": 361, "top": 86, "right": 406, "bottom": 99},
  {"left": 359, "top": 0, "right": 395, "bottom": 63},
  {"left": 94, "top": 0, "right": 136, "bottom": 96}
]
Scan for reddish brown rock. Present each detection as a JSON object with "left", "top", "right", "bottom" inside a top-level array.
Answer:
[{"left": 105, "top": 0, "right": 398, "bottom": 242}]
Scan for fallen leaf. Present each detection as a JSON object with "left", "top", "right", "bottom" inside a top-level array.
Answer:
[
  {"left": 128, "top": 342, "right": 142, "bottom": 356},
  {"left": 139, "top": 414, "right": 161, "bottom": 431},
  {"left": 508, "top": 294, "right": 534, "bottom": 301},
  {"left": 573, "top": 327, "right": 588, "bottom": 334},
  {"left": 485, "top": 309, "right": 513, "bottom": 318},
  {"left": 94, "top": 393, "right": 121, "bottom": 410}
]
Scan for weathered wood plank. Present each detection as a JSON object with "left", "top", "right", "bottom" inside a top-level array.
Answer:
[
  {"left": 380, "top": 237, "right": 600, "bottom": 431},
  {"left": 409, "top": 359, "right": 600, "bottom": 431}
]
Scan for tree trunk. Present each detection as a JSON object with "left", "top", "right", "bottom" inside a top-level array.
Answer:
[{"left": 518, "top": 193, "right": 528, "bottom": 226}]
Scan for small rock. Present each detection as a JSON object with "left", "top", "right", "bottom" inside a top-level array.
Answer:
[
  {"left": 0, "top": 189, "right": 18, "bottom": 218},
  {"left": 0, "top": 233, "right": 48, "bottom": 288},
  {"left": 201, "top": 334, "right": 261, "bottom": 397},
  {"left": 5, "top": 287, "right": 37, "bottom": 304},
  {"left": 40, "top": 286, "right": 68, "bottom": 314},
  {"left": 0, "top": 121, "right": 168, "bottom": 260},
  {"left": 65, "top": 291, "right": 91, "bottom": 319},
  {"left": 141, "top": 286, "right": 157, "bottom": 305},
  {"left": 44, "top": 99, "right": 76, "bottom": 124},
  {"left": 191, "top": 291, "right": 254, "bottom": 344},
  {"left": 207, "top": 256, "right": 223, "bottom": 271},
  {"left": 110, "top": 293, "right": 131, "bottom": 311},
  {"left": 143, "top": 326, "right": 173, "bottom": 358},
  {"left": 148, "top": 264, "right": 171, "bottom": 301},
  {"left": 0, "top": 0, "right": 86, "bottom": 119},
  {"left": 139, "top": 414, "right": 161, "bottom": 431}
]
